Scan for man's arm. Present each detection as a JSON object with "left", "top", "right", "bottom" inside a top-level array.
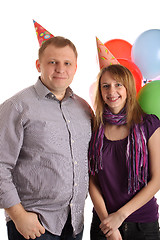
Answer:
[{"left": 0, "top": 101, "right": 45, "bottom": 239}]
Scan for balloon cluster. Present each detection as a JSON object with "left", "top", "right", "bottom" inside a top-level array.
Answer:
[
  {"left": 90, "top": 29, "right": 160, "bottom": 118},
  {"left": 132, "top": 29, "right": 160, "bottom": 119}
]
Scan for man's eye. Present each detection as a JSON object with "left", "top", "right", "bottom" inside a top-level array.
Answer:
[
  {"left": 50, "top": 61, "right": 56, "bottom": 64},
  {"left": 116, "top": 83, "right": 122, "bottom": 87},
  {"left": 65, "top": 62, "right": 71, "bottom": 66}
]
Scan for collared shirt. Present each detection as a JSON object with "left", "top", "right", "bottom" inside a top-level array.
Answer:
[{"left": 0, "top": 79, "right": 92, "bottom": 235}]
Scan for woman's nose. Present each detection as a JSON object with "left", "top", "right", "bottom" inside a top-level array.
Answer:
[{"left": 108, "top": 85, "right": 115, "bottom": 94}]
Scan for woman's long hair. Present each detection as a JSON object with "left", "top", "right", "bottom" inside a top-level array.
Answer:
[{"left": 94, "top": 64, "right": 145, "bottom": 129}]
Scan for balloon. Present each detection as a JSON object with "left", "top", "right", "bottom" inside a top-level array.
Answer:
[
  {"left": 137, "top": 80, "right": 160, "bottom": 119},
  {"left": 117, "top": 58, "right": 143, "bottom": 93},
  {"left": 143, "top": 74, "right": 160, "bottom": 85},
  {"left": 151, "top": 75, "right": 160, "bottom": 81},
  {"left": 105, "top": 39, "right": 132, "bottom": 61},
  {"left": 131, "top": 29, "right": 160, "bottom": 79}
]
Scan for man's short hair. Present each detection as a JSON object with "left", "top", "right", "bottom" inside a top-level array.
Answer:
[{"left": 38, "top": 36, "right": 78, "bottom": 60}]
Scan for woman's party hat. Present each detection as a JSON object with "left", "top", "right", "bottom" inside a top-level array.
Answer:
[{"left": 96, "top": 37, "right": 119, "bottom": 69}]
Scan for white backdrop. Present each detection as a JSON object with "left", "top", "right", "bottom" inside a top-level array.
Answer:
[{"left": 0, "top": 0, "right": 160, "bottom": 239}]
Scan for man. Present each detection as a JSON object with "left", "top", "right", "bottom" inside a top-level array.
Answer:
[{"left": 0, "top": 35, "right": 92, "bottom": 239}]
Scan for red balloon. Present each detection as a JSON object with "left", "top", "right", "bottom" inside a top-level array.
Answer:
[
  {"left": 105, "top": 39, "right": 132, "bottom": 61},
  {"left": 117, "top": 58, "right": 143, "bottom": 93}
]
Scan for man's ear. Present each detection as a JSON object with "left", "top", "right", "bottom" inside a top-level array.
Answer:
[
  {"left": 36, "top": 59, "right": 41, "bottom": 73},
  {"left": 75, "top": 63, "right": 77, "bottom": 73}
]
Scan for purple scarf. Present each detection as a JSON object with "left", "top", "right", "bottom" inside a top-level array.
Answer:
[{"left": 88, "top": 106, "right": 148, "bottom": 194}]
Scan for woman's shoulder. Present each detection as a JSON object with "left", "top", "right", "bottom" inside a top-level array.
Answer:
[
  {"left": 143, "top": 113, "right": 160, "bottom": 126},
  {"left": 142, "top": 114, "right": 160, "bottom": 140}
]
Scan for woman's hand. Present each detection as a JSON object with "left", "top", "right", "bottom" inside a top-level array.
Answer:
[
  {"left": 107, "top": 229, "right": 123, "bottom": 240},
  {"left": 100, "top": 211, "right": 125, "bottom": 238}
]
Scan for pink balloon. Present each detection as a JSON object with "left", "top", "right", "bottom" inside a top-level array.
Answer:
[{"left": 89, "top": 81, "right": 97, "bottom": 108}]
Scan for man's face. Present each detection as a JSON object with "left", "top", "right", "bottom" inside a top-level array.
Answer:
[{"left": 36, "top": 44, "right": 77, "bottom": 100}]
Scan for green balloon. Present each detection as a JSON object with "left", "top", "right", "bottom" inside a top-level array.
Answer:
[{"left": 137, "top": 80, "right": 160, "bottom": 119}]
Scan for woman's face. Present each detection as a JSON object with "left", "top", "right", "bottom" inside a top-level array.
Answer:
[{"left": 100, "top": 71, "right": 127, "bottom": 114}]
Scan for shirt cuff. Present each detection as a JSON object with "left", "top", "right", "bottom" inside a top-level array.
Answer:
[{"left": 0, "top": 188, "right": 21, "bottom": 209}]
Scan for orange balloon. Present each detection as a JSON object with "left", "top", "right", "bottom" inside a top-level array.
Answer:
[
  {"left": 105, "top": 39, "right": 132, "bottom": 61},
  {"left": 117, "top": 58, "right": 143, "bottom": 93}
]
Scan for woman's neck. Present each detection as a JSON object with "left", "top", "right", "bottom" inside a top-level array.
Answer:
[{"left": 104, "top": 123, "right": 129, "bottom": 141}]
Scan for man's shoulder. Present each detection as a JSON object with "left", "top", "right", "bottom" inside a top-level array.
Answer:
[
  {"left": 0, "top": 84, "right": 36, "bottom": 112},
  {"left": 6, "top": 85, "right": 35, "bottom": 102},
  {"left": 73, "top": 93, "right": 90, "bottom": 107},
  {"left": 72, "top": 93, "right": 94, "bottom": 117}
]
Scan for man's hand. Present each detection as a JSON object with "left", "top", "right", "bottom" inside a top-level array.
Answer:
[
  {"left": 14, "top": 211, "right": 45, "bottom": 239},
  {"left": 5, "top": 204, "right": 45, "bottom": 239}
]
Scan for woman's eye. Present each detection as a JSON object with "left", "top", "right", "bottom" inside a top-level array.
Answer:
[{"left": 103, "top": 85, "right": 109, "bottom": 88}]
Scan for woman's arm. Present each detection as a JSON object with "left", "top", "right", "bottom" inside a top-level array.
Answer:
[
  {"left": 89, "top": 175, "right": 122, "bottom": 240},
  {"left": 100, "top": 127, "right": 160, "bottom": 237},
  {"left": 89, "top": 175, "right": 108, "bottom": 221}
]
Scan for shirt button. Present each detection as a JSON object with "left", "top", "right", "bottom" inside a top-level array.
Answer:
[
  {"left": 74, "top": 183, "right": 77, "bottom": 187},
  {"left": 74, "top": 161, "right": 77, "bottom": 165},
  {"left": 70, "top": 203, "right": 73, "bottom": 207},
  {"left": 71, "top": 139, "right": 74, "bottom": 143},
  {"left": 67, "top": 120, "right": 70, "bottom": 123}
]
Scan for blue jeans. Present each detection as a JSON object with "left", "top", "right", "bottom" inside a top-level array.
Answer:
[
  {"left": 90, "top": 212, "right": 160, "bottom": 240},
  {"left": 7, "top": 212, "right": 83, "bottom": 240}
]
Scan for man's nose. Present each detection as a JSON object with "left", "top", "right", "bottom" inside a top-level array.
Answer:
[{"left": 55, "top": 63, "right": 65, "bottom": 73}]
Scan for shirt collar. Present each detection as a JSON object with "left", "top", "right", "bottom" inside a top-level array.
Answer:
[
  {"left": 34, "top": 78, "right": 50, "bottom": 99},
  {"left": 64, "top": 87, "right": 74, "bottom": 99},
  {"left": 34, "top": 77, "right": 74, "bottom": 100}
]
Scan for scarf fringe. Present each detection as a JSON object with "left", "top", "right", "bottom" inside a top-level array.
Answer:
[{"left": 126, "top": 124, "right": 148, "bottom": 194}]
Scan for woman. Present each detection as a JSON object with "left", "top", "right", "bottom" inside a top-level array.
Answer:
[{"left": 89, "top": 64, "right": 160, "bottom": 240}]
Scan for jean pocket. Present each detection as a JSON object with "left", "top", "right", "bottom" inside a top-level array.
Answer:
[{"left": 138, "top": 221, "right": 160, "bottom": 239}]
